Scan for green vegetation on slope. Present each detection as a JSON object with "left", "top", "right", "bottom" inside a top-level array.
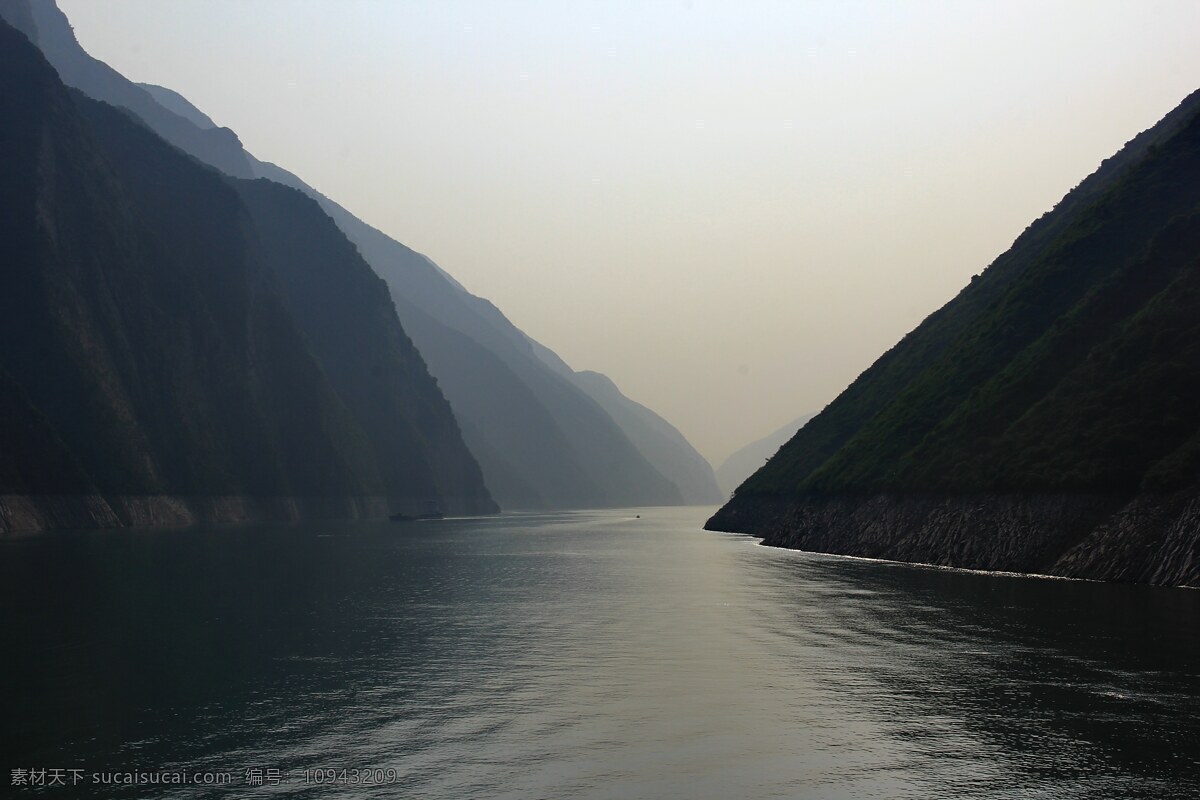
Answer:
[{"left": 737, "top": 88, "right": 1200, "bottom": 498}]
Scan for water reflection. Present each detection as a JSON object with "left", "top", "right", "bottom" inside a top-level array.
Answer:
[
  {"left": 2, "top": 509, "right": 1199, "bottom": 799},
  {"left": 745, "top": 546, "right": 1200, "bottom": 797}
]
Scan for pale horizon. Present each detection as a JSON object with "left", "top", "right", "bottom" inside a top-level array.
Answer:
[{"left": 59, "top": 0, "right": 1200, "bottom": 464}]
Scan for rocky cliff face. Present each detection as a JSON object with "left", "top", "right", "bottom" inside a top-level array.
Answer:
[{"left": 709, "top": 492, "right": 1200, "bottom": 587}]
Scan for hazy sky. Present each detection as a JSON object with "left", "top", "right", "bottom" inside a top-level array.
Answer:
[{"left": 59, "top": 0, "right": 1200, "bottom": 464}]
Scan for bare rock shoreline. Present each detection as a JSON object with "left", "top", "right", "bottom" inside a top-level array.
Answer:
[
  {"left": 706, "top": 491, "right": 1200, "bottom": 587},
  {"left": 0, "top": 494, "right": 392, "bottom": 534}
]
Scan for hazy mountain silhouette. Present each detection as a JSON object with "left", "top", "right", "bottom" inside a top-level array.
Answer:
[
  {"left": 251, "top": 158, "right": 686, "bottom": 508},
  {"left": 17, "top": 0, "right": 253, "bottom": 178},
  {"left": 0, "top": 0, "right": 33, "bottom": 38},
  {"left": 0, "top": 0, "right": 705, "bottom": 510},
  {"left": 709, "top": 87, "right": 1200, "bottom": 586},
  {"left": 230, "top": 178, "right": 495, "bottom": 517},
  {"left": 715, "top": 414, "right": 816, "bottom": 497},
  {"left": 569, "top": 370, "right": 722, "bottom": 505},
  {"left": 138, "top": 82, "right": 216, "bottom": 129},
  {"left": 250, "top": 156, "right": 699, "bottom": 510},
  {"left": 0, "top": 17, "right": 494, "bottom": 530}
]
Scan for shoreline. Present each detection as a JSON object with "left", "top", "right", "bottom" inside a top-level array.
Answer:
[{"left": 706, "top": 490, "right": 1200, "bottom": 588}]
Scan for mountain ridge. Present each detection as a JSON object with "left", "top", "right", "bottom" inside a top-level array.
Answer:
[
  {"left": 707, "top": 86, "right": 1200, "bottom": 586},
  {"left": 715, "top": 414, "right": 816, "bottom": 497},
  {"left": 0, "top": 16, "right": 495, "bottom": 530},
  {"left": 0, "top": 0, "right": 714, "bottom": 511},
  {"left": 250, "top": 157, "right": 696, "bottom": 508}
]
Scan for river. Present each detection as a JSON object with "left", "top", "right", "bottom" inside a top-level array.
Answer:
[{"left": 3, "top": 506, "right": 1199, "bottom": 798}]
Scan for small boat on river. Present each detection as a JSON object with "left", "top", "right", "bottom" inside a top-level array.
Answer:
[{"left": 389, "top": 501, "right": 444, "bottom": 522}]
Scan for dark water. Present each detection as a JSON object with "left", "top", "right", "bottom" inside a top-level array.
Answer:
[{"left": 3, "top": 507, "right": 1200, "bottom": 798}]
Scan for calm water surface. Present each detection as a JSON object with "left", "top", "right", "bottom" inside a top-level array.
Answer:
[{"left": 3, "top": 507, "right": 1200, "bottom": 798}]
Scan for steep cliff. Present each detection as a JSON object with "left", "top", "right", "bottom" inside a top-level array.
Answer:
[
  {"left": 251, "top": 147, "right": 687, "bottom": 510},
  {"left": 0, "top": 0, "right": 701, "bottom": 511},
  {"left": 21, "top": 0, "right": 253, "bottom": 177},
  {"left": 230, "top": 178, "right": 496, "bottom": 516},
  {"left": 708, "top": 87, "right": 1200, "bottom": 587},
  {"left": 0, "top": 18, "right": 494, "bottom": 530},
  {"left": 569, "top": 370, "right": 720, "bottom": 505}
]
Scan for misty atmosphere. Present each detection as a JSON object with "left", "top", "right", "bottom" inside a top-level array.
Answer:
[{"left": 3, "top": 1, "right": 1200, "bottom": 797}]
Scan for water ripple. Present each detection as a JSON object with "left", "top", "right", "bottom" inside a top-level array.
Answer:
[{"left": 3, "top": 508, "right": 1200, "bottom": 798}]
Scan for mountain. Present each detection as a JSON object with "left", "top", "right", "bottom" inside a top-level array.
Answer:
[
  {"left": 251, "top": 149, "right": 689, "bottom": 510},
  {"left": 1, "top": 0, "right": 702, "bottom": 510},
  {"left": 229, "top": 177, "right": 495, "bottom": 517},
  {"left": 19, "top": 0, "right": 253, "bottom": 178},
  {"left": 708, "top": 88, "right": 1200, "bottom": 587},
  {"left": 138, "top": 82, "right": 217, "bottom": 129},
  {"left": 569, "top": 371, "right": 722, "bottom": 505},
  {"left": 0, "top": 16, "right": 494, "bottom": 530},
  {"left": 515, "top": 333, "right": 719, "bottom": 504},
  {"left": 715, "top": 414, "right": 816, "bottom": 497}
]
